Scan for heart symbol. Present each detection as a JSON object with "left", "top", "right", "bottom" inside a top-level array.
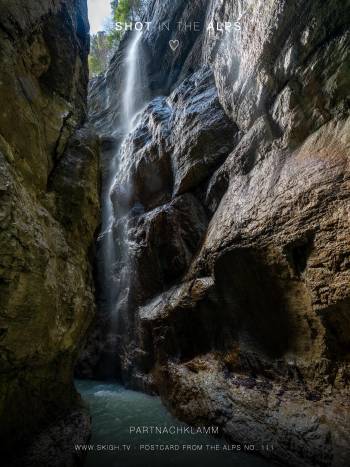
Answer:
[{"left": 169, "top": 39, "right": 179, "bottom": 52}]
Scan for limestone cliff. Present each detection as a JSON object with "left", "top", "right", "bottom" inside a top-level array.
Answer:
[
  {"left": 83, "top": 0, "right": 350, "bottom": 466},
  {"left": 0, "top": 0, "right": 100, "bottom": 463}
]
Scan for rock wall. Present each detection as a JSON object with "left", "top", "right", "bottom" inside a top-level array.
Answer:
[
  {"left": 0, "top": 0, "right": 100, "bottom": 462},
  {"left": 85, "top": 0, "right": 350, "bottom": 466}
]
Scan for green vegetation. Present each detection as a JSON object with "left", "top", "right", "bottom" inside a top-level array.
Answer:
[
  {"left": 113, "top": 0, "right": 143, "bottom": 22},
  {"left": 89, "top": 0, "right": 144, "bottom": 77},
  {"left": 89, "top": 32, "right": 112, "bottom": 77}
]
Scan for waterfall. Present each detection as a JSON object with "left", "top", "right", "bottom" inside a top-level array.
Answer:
[
  {"left": 98, "top": 30, "right": 147, "bottom": 320},
  {"left": 123, "top": 31, "right": 144, "bottom": 133}
]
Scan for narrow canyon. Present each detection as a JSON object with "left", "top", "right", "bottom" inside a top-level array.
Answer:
[{"left": 0, "top": 1, "right": 349, "bottom": 466}]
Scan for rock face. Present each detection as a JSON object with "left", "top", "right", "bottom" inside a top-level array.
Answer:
[
  {"left": 84, "top": 0, "right": 349, "bottom": 466},
  {"left": 0, "top": 0, "right": 100, "bottom": 462}
]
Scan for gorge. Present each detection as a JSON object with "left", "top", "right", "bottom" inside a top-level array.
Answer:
[{"left": 0, "top": 1, "right": 349, "bottom": 466}]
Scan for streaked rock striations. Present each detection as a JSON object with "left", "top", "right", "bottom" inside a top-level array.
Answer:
[
  {"left": 0, "top": 0, "right": 100, "bottom": 463},
  {"left": 84, "top": 0, "right": 350, "bottom": 466}
]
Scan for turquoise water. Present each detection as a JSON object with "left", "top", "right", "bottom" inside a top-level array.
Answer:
[{"left": 76, "top": 380, "right": 273, "bottom": 467}]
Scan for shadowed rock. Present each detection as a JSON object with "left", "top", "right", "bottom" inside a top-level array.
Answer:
[{"left": 0, "top": 0, "right": 100, "bottom": 463}]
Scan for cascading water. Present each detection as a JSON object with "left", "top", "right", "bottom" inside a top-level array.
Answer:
[
  {"left": 99, "top": 30, "right": 147, "bottom": 319},
  {"left": 123, "top": 31, "right": 144, "bottom": 133}
]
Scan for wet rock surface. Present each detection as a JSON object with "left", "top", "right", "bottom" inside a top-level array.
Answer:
[
  {"left": 82, "top": 0, "right": 350, "bottom": 466},
  {"left": 0, "top": 0, "right": 100, "bottom": 463},
  {"left": 110, "top": 66, "right": 236, "bottom": 210}
]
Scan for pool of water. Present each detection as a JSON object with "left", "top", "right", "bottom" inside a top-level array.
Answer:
[{"left": 76, "top": 380, "right": 272, "bottom": 467}]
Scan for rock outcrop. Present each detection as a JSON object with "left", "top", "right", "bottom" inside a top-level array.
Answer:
[
  {"left": 83, "top": 0, "right": 349, "bottom": 466},
  {"left": 0, "top": 0, "right": 100, "bottom": 463}
]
